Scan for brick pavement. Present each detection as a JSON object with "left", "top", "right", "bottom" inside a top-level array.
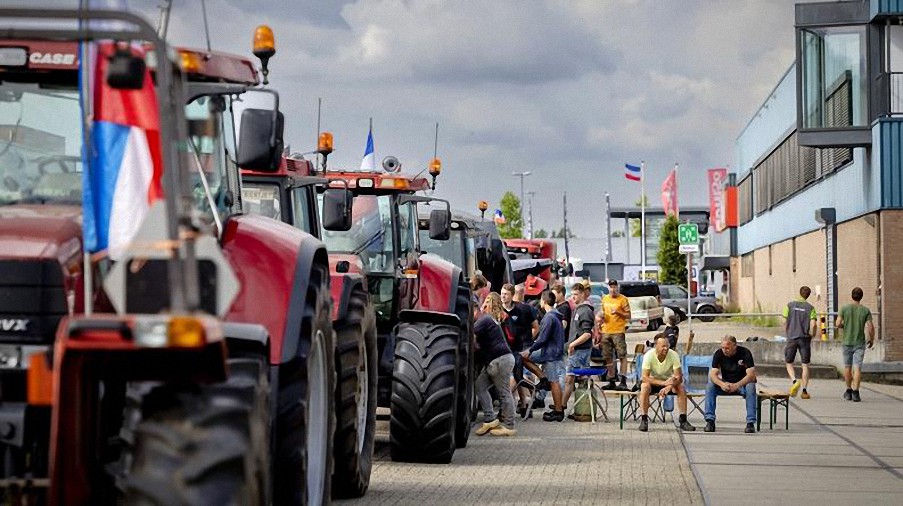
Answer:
[{"left": 344, "top": 409, "right": 703, "bottom": 505}]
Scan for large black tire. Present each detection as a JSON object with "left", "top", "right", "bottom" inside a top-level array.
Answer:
[
  {"left": 331, "top": 290, "right": 378, "bottom": 498},
  {"left": 120, "top": 356, "right": 270, "bottom": 505},
  {"left": 453, "top": 285, "right": 474, "bottom": 449},
  {"left": 274, "top": 272, "right": 336, "bottom": 505},
  {"left": 389, "top": 322, "right": 459, "bottom": 464}
]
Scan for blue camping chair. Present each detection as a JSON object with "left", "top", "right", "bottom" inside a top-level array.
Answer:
[{"left": 681, "top": 355, "right": 712, "bottom": 418}]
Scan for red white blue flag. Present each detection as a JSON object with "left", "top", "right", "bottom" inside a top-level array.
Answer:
[
  {"left": 625, "top": 163, "right": 641, "bottom": 182},
  {"left": 82, "top": 43, "right": 162, "bottom": 259},
  {"left": 494, "top": 209, "right": 506, "bottom": 224}
]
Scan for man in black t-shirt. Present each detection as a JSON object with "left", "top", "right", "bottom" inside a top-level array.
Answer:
[
  {"left": 560, "top": 283, "right": 595, "bottom": 416},
  {"left": 551, "top": 284, "right": 572, "bottom": 332},
  {"left": 501, "top": 283, "right": 539, "bottom": 416},
  {"left": 704, "top": 335, "right": 758, "bottom": 433}
]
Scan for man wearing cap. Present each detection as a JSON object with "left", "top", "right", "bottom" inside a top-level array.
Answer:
[{"left": 597, "top": 279, "right": 631, "bottom": 390}]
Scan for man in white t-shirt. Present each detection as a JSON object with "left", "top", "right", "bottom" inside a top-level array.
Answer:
[{"left": 638, "top": 335, "right": 696, "bottom": 432}]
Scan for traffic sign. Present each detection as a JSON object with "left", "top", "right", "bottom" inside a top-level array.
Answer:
[
  {"left": 679, "top": 244, "right": 699, "bottom": 254},
  {"left": 678, "top": 223, "right": 699, "bottom": 245}
]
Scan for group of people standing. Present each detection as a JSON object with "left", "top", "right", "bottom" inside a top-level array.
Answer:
[{"left": 469, "top": 276, "right": 635, "bottom": 436}]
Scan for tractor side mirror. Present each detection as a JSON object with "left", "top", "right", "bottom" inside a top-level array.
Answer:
[
  {"left": 106, "top": 50, "right": 146, "bottom": 90},
  {"left": 429, "top": 208, "right": 451, "bottom": 241},
  {"left": 322, "top": 188, "right": 353, "bottom": 231},
  {"left": 237, "top": 108, "right": 284, "bottom": 171}
]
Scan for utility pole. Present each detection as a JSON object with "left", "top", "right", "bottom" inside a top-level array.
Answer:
[
  {"left": 512, "top": 171, "right": 531, "bottom": 234},
  {"left": 527, "top": 191, "right": 536, "bottom": 239},
  {"left": 563, "top": 192, "right": 571, "bottom": 269}
]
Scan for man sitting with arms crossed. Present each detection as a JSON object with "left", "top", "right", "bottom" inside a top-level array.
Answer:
[
  {"left": 638, "top": 335, "right": 696, "bottom": 432},
  {"left": 704, "top": 335, "right": 758, "bottom": 434}
]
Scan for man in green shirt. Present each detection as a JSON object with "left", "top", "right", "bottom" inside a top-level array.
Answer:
[{"left": 835, "top": 287, "right": 875, "bottom": 403}]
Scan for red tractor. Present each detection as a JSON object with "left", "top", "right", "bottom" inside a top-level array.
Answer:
[
  {"left": 1, "top": 8, "right": 334, "bottom": 504},
  {"left": 242, "top": 154, "right": 378, "bottom": 497},
  {"left": 320, "top": 161, "right": 474, "bottom": 463}
]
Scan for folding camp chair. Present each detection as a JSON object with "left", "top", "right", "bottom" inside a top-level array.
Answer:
[{"left": 681, "top": 355, "right": 712, "bottom": 418}]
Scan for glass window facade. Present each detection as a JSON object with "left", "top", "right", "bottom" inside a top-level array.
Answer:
[{"left": 800, "top": 26, "right": 868, "bottom": 129}]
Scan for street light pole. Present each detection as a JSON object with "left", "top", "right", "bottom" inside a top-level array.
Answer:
[
  {"left": 527, "top": 191, "right": 536, "bottom": 239},
  {"left": 512, "top": 171, "right": 532, "bottom": 234}
]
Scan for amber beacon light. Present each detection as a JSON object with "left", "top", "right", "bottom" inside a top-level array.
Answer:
[{"left": 253, "top": 25, "right": 276, "bottom": 84}]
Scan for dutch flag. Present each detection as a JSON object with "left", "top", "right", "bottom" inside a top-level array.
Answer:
[
  {"left": 82, "top": 43, "right": 163, "bottom": 260},
  {"left": 360, "top": 126, "right": 376, "bottom": 172},
  {"left": 625, "top": 163, "right": 642, "bottom": 182}
]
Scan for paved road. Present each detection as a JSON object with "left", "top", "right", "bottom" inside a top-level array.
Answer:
[
  {"left": 682, "top": 378, "right": 903, "bottom": 506},
  {"left": 343, "top": 376, "right": 903, "bottom": 505}
]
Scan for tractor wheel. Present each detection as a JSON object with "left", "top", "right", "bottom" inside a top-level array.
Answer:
[
  {"left": 453, "top": 286, "right": 474, "bottom": 449},
  {"left": 697, "top": 305, "right": 717, "bottom": 323},
  {"left": 120, "top": 356, "right": 270, "bottom": 505},
  {"left": 331, "top": 291, "right": 378, "bottom": 499},
  {"left": 389, "top": 322, "right": 459, "bottom": 464},
  {"left": 274, "top": 275, "right": 336, "bottom": 505}
]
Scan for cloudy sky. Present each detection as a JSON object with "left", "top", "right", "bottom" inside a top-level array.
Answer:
[{"left": 49, "top": 0, "right": 802, "bottom": 237}]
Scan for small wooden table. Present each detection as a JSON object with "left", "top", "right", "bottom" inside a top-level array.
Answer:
[{"left": 756, "top": 390, "right": 790, "bottom": 431}]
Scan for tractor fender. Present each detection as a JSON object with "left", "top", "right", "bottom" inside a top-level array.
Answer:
[
  {"left": 223, "top": 321, "right": 270, "bottom": 361},
  {"left": 330, "top": 272, "right": 365, "bottom": 322},
  {"left": 222, "top": 214, "right": 330, "bottom": 365},
  {"left": 416, "top": 253, "right": 463, "bottom": 315},
  {"left": 397, "top": 309, "right": 461, "bottom": 328}
]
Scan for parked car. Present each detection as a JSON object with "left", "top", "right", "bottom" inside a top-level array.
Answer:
[
  {"left": 617, "top": 281, "right": 665, "bottom": 331},
  {"left": 659, "top": 284, "right": 724, "bottom": 322}
]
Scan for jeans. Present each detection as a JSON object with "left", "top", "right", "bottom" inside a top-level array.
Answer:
[
  {"left": 704, "top": 381, "right": 757, "bottom": 424},
  {"left": 476, "top": 354, "right": 516, "bottom": 428}
]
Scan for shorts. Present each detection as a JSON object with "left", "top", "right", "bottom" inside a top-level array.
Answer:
[
  {"left": 541, "top": 358, "right": 566, "bottom": 386},
  {"left": 529, "top": 348, "right": 561, "bottom": 365},
  {"left": 784, "top": 336, "right": 812, "bottom": 364},
  {"left": 645, "top": 384, "right": 670, "bottom": 395},
  {"left": 601, "top": 333, "right": 627, "bottom": 362},
  {"left": 566, "top": 348, "right": 591, "bottom": 376},
  {"left": 843, "top": 344, "right": 865, "bottom": 367}
]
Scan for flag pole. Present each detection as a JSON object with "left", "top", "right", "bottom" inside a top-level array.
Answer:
[
  {"left": 675, "top": 162, "right": 680, "bottom": 221},
  {"left": 605, "top": 192, "right": 612, "bottom": 282},
  {"left": 640, "top": 160, "right": 646, "bottom": 279}
]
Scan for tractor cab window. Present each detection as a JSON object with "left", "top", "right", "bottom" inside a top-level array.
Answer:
[
  {"left": 0, "top": 83, "right": 82, "bottom": 206},
  {"left": 241, "top": 181, "right": 281, "bottom": 220},
  {"left": 419, "top": 228, "right": 465, "bottom": 269},
  {"left": 320, "top": 194, "right": 395, "bottom": 274},
  {"left": 290, "top": 186, "right": 316, "bottom": 234},
  {"left": 397, "top": 198, "right": 418, "bottom": 262},
  {"left": 185, "top": 95, "right": 231, "bottom": 225}
]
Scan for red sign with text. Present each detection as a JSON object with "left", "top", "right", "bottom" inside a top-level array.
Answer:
[{"left": 708, "top": 168, "right": 728, "bottom": 232}]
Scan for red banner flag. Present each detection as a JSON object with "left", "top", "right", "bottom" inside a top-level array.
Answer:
[
  {"left": 661, "top": 168, "right": 678, "bottom": 216},
  {"left": 708, "top": 168, "right": 728, "bottom": 231}
]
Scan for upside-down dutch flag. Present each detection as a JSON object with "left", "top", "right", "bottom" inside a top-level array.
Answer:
[
  {"left": 82, "top": 43, "right": 163, "bottom": 260},
  {"left": 494, "top": 209, "right": 506, "bottom": 224},
  {"left": 625, "top": 163, "right": 642, "bottom": 182}
]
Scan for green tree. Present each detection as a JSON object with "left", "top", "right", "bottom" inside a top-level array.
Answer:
[
  {"left": 534, "top": 228, "right": 548, "bottom": 238},
  {"left": 498, "top": 191, "right": 524, "bottom": 239},
  {"left": 630, "top": 195, "right": 649, "bottom": 237},
  {"left": 550, "top": 227, "right": 575, "bottom": 239},
  {"left": 611, "top": 230, "right": 625, "bottom": 237},
  {"left": 656, "top": 214, "right": 687, "bottom": 286}
]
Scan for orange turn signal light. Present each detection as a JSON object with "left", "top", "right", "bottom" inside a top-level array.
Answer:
[
  {"left": 178, "top": 50, "right": 203, "bottom": 74},
  {"left": 168, "top": 317, "right": 206, "bottom": 348},
  {"left": 27, "top": 353, "right": 53, "bottom": 406}
]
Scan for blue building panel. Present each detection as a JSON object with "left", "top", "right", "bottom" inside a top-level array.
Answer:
[
  {"left": 735, "top": 66, "right": 797, "bottom": 179},
  {"left": 737, "top": 146, "right": 880, "bottom": 255},
  {"left": 879, "top": 119, "right": 903, "bottom": 208},
  {"left": 871, "top": 0, "right": 903, "bottom": 18}
]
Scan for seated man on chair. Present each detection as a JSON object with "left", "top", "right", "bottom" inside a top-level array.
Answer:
[
  {"left": 638, "top": 335, "right": 696, "bottom": 432},
  {"left": 704, "top": 335, "right": 758, "bottom": 434}
]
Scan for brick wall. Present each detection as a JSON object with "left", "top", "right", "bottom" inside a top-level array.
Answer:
[
  {"left": 880, "top": 211, "right": 903, "bottom": 361},
  {"left": 836, "top": 214, "right": 880, "bottom": 339},
  {"left": 739, "top": 229, "right": 827, "bottom": 314}
]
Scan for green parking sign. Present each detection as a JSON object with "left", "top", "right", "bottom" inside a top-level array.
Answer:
[{"left": 678, "top": 223, "right": 699, "bottom": 245}]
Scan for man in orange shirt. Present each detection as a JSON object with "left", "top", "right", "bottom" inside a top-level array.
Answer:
[{"left": 596, "top": 279, "right": 631, "bottom": 391}]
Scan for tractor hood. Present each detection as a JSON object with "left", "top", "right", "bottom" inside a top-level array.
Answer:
[{"left": 0, "top": 204, "right": 82, "bottom": 262}]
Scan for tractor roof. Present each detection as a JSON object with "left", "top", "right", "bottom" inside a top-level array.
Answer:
[{"left": 324, "top": 170, "right": 431, "bottom": 194}]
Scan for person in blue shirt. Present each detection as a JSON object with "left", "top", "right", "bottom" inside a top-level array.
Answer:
[{"left": 520, "top": 291, "right": 566, "bottom": 422}]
